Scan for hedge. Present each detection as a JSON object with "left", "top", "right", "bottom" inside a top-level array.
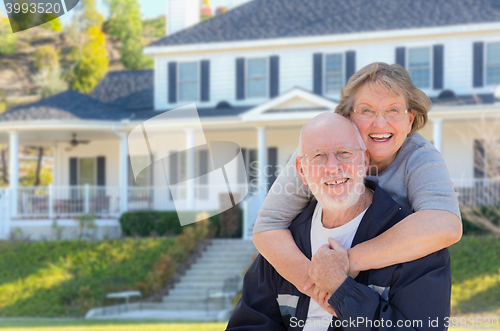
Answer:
[
  {"left": 460, "top": 205, "right": 499, "bottom": 235},
  {"left": 119, "top": 206, "right": 243, "bottom": 238}
]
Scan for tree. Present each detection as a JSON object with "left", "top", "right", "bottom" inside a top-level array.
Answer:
[
  {"left": 40, "top": 18, "right": 63, "bottom": 32},
  {"left": 33, "top": 45, "right": 60, "bottom": 71},
  {"left": 75, "top": 0, "right": 104, "bottom": 32},
  {"left": 105, "top": 0, "right": 153, "bottom": 69},
  {"left": 32, "top": 66, "right": 68, "bottom": 97},
  {"left": 143, "top": 16, "right": 166, "bottom": 38},
  {"left": 0, "top": 11, "right": 18, "bottom": 55},
  {"left": 68, "top": 0, "right": 108, "bottom": 94},
  {"left": 70, "top": 26, "right": 109, "bottom": 94}
]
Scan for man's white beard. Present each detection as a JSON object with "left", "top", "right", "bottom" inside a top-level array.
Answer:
[
  {"left": 306, "top": 164, "right": 365, "bottom": 212},
  {"left": 316, "top": 184, "right": 362, "bottom": 211}
]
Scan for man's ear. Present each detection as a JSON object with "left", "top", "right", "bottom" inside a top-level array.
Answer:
[{"left": 295, "top": 157, "right": 309, "bottom": 186}]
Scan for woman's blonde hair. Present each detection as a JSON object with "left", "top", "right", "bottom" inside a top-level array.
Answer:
[{"left": 334, "top": 62, "right": 431, "bottom": 136}]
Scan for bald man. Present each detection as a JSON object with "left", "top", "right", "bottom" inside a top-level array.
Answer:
[{"left": 226, "top": 113, "right": 451, "bottom": 331}]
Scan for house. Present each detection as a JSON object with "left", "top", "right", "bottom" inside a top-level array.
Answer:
[{"left": 1, "top": 0, "right": 500, "bottom": 239}]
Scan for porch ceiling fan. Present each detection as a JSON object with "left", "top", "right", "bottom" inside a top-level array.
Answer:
[{"left": 69, "top": 134, "right": 90, "bottom": 147}]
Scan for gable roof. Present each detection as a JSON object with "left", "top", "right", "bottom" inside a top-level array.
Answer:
[
  {"left": 149, "top": 0, "right": 500, "bottom": 48},
  {"left": 241, "top": 87, "right": 336, "bottom": 122},
  {"left": 90, "top": 70, "right": 154, "bottom": 111},
  {"left": 0, "top": 90, "right": 124, "bottom": 122}
]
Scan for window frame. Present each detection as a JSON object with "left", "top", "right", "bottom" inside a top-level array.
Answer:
[
  {"left": 177, "top": 61, "right": 200, "bottom": 102},
  {"left": 323, "top": 52, "right": 344, "bottom": 96},
  {"left": 78, "top": 157, "right": 96, "bottom": 186},
  {"left": 485, "top": 42, "right": 500, "bottom": 86},
  {"left": 407, "top": 46, "right": 432, "bottom": 89},
  {"left": 246, "top": 57, "right": 269, "bottom": 99}
]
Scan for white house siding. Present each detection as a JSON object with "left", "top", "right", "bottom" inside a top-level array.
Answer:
[
  {"left": 440, "top": 121, "right": 475, "bottom": 180},
  {"left": 153, "top": 28, "right": 500, "bottom": 112}
]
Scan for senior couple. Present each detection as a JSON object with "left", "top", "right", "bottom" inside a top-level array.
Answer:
[{"left": 227, "top": 62, "right": 461, "bottom": 331}]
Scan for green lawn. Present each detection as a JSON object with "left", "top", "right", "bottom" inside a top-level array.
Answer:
[
  {"left": 449, "top": 236, "right": 500, "bottom": 315},
  {"left": 0, "top": 239, "right": 174, "bottom": 317}
]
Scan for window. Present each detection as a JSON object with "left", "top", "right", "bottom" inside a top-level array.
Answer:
[
  {"left": 324, "top": 53, "right": 344, "bottom": 94},
  {"left": 79, "top": 158, "right": 95, "bottom": 185},
  {"left": 486, "top": 42, "right": 500, "bottom": 85},
  {"left": 129, "top": 156, "right": 151, "bottom": 187},
  {"left": 247, "top": 58, "right": 268, "bottom": 98},
  {"left": 408, "top": 47, "right": 431, "bottom": 88},
  {"left": 178, "top": 62, "right": 199, "bottom": 101}
]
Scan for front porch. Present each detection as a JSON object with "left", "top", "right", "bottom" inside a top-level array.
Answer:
[
  {"left": 1, "top": 177, "right": 499, "bottom": 238},
  {"left": 0, "top": 183, "right": 252, "bottom": 240}
]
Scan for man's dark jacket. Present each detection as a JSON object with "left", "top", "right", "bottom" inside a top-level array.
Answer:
[{"left": 227, "top": 181, "right": 451, "bottom": 331}]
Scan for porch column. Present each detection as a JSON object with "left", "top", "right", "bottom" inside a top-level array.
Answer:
[
  {"left": 119, "top": 132, "right": 129, "bottom": 213},
  {"left": 9, "top": 131, "right": 18, "bottom": 219},
  {"left": 186, "top": 128, "right": 195, "bottom": 210},
  {"left": 257, "top": 126, "right": 267, "bottom": 193},
  {"left": 432, "top": 118, "right": 443, "bottom": 153}
]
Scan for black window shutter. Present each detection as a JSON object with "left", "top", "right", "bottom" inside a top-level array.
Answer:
[
  {"left": 345, "top": 51, "right": 356, "bottom": 84},
  {"left": 267, "top": 147, "right": 278, "bottom": 191},
  {"left": 168, "top": 62, "right": 177, "bottom": 103},
  {"left": 433, "top": 45, "right": 444, "bottom": 90},
  {"left": 313, "top": 53, "right": 323, "bottom": 95},
  {"left": 395, "top": 47, "right": 406, "bottom": 68},
  {"left": 200, "top": 60, "right": 210, "bottom": 102},
  {"left": 69, "top": 157, "right": 77, "bottom": 186},
  {"left": 269, "top": 56, "right": 279, "bottom": 98},
  {"left": 236, "top": 58, "right": 245, "bottom": 100},
  {"left": 473, "top": 42, "right": 484, "bottom": 88},
  {"left": 97, "top": 156, "right": 105, "bottom": 186}
]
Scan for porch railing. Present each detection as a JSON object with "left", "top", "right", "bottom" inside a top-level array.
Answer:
[
  {"left": 17, "top": 185, "right": 121, "bottom": 218},
  {"left": 14, "top": 183, "right": 250, "bottom": 219},
  {"left": 453, "top": 178, "right": 500, "bottom": 206}
]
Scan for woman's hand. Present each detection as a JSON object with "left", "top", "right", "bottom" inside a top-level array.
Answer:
[{"left": 309, "top": 239, "right": 349, "bottom": 294}]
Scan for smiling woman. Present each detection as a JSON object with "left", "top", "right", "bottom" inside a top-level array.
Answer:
[{"left": 252, "top": 62, "right": 462, "bottom": 310}]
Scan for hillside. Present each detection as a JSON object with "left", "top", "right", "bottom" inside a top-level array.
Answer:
[{"left": 0, "top": 16, "right": 164, "bottom": 112}]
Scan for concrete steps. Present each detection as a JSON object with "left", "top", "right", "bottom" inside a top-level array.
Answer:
[{"left": 162, "top": 238, "right": 257, "bottom": 311}]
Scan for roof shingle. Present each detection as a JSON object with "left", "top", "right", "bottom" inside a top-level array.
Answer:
[{"left": 149, "top": 0, "right": 500, "bottom": 48}]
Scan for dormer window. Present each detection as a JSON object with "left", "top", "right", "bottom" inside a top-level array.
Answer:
[
  {"left": 486, "top": 42, "right": 500, "bottom": 86},
  {"left": 324, "top": 53, "right": 344, "bottom": 95},
  {"left": 408, "top": 47, "right": 431, "bottom": 89},
  {"left": 179, "top": 62, "right": 199, "bottom": 101},
  {"left": 247, "top": 58, "right": 268, "bottom": 98}
]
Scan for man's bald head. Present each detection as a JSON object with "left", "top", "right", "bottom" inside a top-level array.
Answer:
[{"left": 298, "top": 113, "right": 365, "bottom": 155}]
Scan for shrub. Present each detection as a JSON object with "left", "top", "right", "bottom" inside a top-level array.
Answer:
[
  {"left": 0, "top": 15, "right": 17, "bottom": 55},
  {"left": 460, "top": 205, "right": 499, "bottom": 235},
  {"left": 218, "top": 205, "right": 242, "bottom": 238},
  {"left": 119, "top": 209, "right": 242, "bottom": 238},
  {"left": 33, "top": 45, "right": 60, "bottom": 71}
]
